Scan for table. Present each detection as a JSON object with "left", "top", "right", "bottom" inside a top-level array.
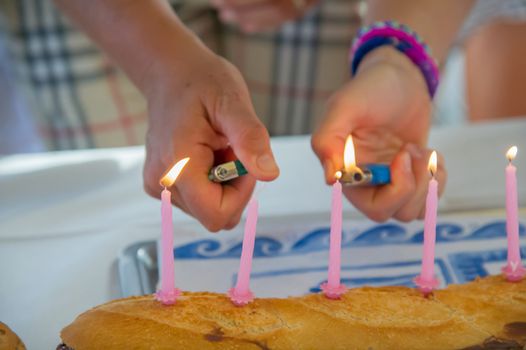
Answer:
[{"left": 1, "top": 118, "right": 525, "bottom": 348}]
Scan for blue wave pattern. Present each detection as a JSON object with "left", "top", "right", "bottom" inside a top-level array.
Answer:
[
  {"left": 173, "top": 220, "right": 525, "bottom": 259},
  {"left": 449, "top": 246, "right": 526, "bottom": 283},
  {"left": 235, "top": 259, "right": 451, "bottom": 292}
]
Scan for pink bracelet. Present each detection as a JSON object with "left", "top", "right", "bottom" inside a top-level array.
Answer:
[{"left": 350, "top": 21, "right": 440, "bottom": 98}]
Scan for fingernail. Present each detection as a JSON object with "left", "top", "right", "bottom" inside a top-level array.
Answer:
[
  {"left": 401, "top": 151, "right": 412, "bottom": 173},
  {"left": 405, "top": 143, "right": 424, "bottom": 159},
  {"left": 257, "top": 153, "right": 279, "bottom": 174}
]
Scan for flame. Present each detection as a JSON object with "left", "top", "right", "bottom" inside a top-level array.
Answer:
[
  {"left": 507, "top": 146, "right": 518, "bottom": 161},
  {"left": 334, "top": 170, "right": 342, "bottom": 180},
  {"left": 428, "top": 151, "right": 437, "bottom": 176},
  {"left": 343, "top": 135, "right": 356, "bottom": 172},
  {"left": 160, "top": 157, "right": 190, "bottom": 187}
]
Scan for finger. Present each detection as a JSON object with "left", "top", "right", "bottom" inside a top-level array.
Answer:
[
  {"left": 144, "top": 174, "right": 191, "bottom": 216},
  {"left": 147, "top": 134, "right": 255, "bottom": 232},
  {"left": 144, "top": 112, "right": 253, "bottom": 232},
  {"left": 392, "top": 144, "right": 429, "bottom": 222},
  {"left": 224, "top": 207, "right": 244, "bottom": 230},
  {"left": 167, "top": 123, "right": 256, "bottom": 232},
  {"left": 400, "top": 146, "right": 447, "bottom": 222},
  {"left": 311, "top": 84, "right": 367, "bottom": 184},
  {"left": 163, "top": 139, "right": 254, "bottom": 232},
  {"left": 176, "top": 158, "right": 256, "bottom": 232},
  {"left": 344, "top": 150, "right": 416, "bottom": 222},
  {"left": 143, "top": 145, "right": 193, "bottom": 215},
  {"left": 142, "top": 106, "right": 225, "bottom": 201},
  {"left": 213, "top": 85, "right": 280, "bottom": 182},
  {"left": 213, "top": 146, "right": 237, "bottom": 165}
]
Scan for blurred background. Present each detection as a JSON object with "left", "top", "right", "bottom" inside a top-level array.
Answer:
[{"left": 0, "top": 0, "right": 525, "bottom": 155}]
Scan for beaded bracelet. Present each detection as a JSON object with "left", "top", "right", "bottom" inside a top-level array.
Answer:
[{"left": 350, "top": 21, "right": 440, "bottom": 98}]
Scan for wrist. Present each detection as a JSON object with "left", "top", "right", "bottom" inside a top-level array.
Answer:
[
  {"left": 350, "top": 21, "right": 440, "bottom": 98},
  {"left": 140, "top": 29, "right": 215, "bottom": 103},
  {"left": 357, "top": 46, "right": 428, "bottom": 99}
]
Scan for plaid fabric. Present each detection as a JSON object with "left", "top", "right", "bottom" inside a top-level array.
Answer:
[
  {"left": 0, "top": 0, "right": 221, "bottom": 151},
  {"left": 0, "top": 0, "right": 362, "bottom": 151},
  {"left": 2, "top": 0, "right": 525, "bottom": 152},
  {"left": 222, "top": 1, "right": 363, "bottom": 135}
]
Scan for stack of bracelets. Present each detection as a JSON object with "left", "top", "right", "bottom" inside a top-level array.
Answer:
[{"left": 349, "top": 21, "right": 440, "bottom": 98}]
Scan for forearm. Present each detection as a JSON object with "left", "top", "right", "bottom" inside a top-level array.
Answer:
[
  {"left": 54, "top": 0, "right": 204, "bottom": 94},
  {"left": 365, "top": 0, "right": 474, "bottom": 65}
]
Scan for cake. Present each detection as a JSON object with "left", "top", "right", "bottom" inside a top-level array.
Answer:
[{"left": 58, "top": 275, "right": 526, "bottom": 349}]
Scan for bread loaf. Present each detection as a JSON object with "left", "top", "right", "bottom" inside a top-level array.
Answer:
[
  {"left": 0, "top": 322, "right": 25, "bottom": 350},
  {"left": 60, "top": 275, "right": 526, "bottom": 349}
]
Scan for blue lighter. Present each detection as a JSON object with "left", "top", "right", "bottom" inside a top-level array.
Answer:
[
  {"left": 337, "top": 163, "right": 391, "bottom": 186},
  {"left": 336, "top": 135, "right": 391, "bottom": 186}
]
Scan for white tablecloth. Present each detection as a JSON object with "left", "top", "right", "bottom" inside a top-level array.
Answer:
[{"left": 0, "top": 118, "right": 525, "bottom": 348}]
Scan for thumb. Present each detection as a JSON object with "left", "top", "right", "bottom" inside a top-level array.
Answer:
[{"left": 215, "top": 92, "right": 279, "bottom": 181}]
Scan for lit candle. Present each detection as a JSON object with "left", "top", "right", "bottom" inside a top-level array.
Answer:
[
  {"left": 321, "top": 136, "right": 355, "bottom": 299},
  {"left": 414, "top": 151, "right": 440, "bottom": 295},
  {"left": 228, "top": 197, "right": 259, "bottom": 306},
  {"left": 502, "top": 146, "right": 525, "bottom": 282},
  {"left": 155, "top": 157, "right": 190, "bottom": 305}
]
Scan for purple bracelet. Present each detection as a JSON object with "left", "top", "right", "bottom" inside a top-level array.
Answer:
[{"left": 350, "top": 21, "right": 440, "bottom": 98}]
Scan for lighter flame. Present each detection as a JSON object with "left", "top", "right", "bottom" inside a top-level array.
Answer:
[
  {"left": 160, "top": 157, "right": 190, "bottom": 187},
  {"left": 343, "top": 135, "right": 356, "bottom": 172},
  {"left": 428, "top": 151, "right": 437, "bottom": 176},
  {"left": 507, "top": 146, "right": 518, "bottom": 162}
]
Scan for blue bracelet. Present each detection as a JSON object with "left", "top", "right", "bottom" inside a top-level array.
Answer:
[{"left": 350, "top": 21, "right": 440, "bottom": 98}]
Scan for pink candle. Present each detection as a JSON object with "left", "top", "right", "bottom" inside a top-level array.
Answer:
[
  {"left": 502, "top": 146, "right": 525, "bottom": 281},
  {"left": 414, "top": 151, "right": 440, "bottom": 295},
  {"left": 320, "top": 177, "right": 347, "bottom": 299},
  {"left": 228, "top": 198, "right": 259, "bottom": 306},
  {"left": 155, "top": 157, "right": 189, "bottom": 305}
]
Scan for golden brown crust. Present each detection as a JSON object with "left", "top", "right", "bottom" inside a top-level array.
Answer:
[
  {"left": 61, "top": 275, "right": 526, "bottom": 350},
  {"left": 0, "top": 322, "right": 26, "bottom": 350}
]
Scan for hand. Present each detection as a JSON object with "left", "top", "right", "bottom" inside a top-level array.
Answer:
[
  {"left": 311, "top": 46, "right": 447, "bottom": 222},
  {"left": 143, "top": 37, "right": 279, "bottom": 231},
  {"left": 211, "top": 0, "right": 318, "bottom": 33}
]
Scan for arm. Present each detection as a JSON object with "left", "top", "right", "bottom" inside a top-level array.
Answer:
[
  {"left": 312, "top": 1, "right": 473, "bottom": 222},
  {"left": 365, "top": 0, "right": 474, "bottom": 65},
  {"left": 55, "top": 0, "right": 194, "bottom": 95},
  {"left": 55, "top": 0, "right": 280, "bottom": 231}
]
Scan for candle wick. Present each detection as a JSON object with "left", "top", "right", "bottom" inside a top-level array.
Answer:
[{"left": 429, "top": 169, "right": 435, "bottom": 178}]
